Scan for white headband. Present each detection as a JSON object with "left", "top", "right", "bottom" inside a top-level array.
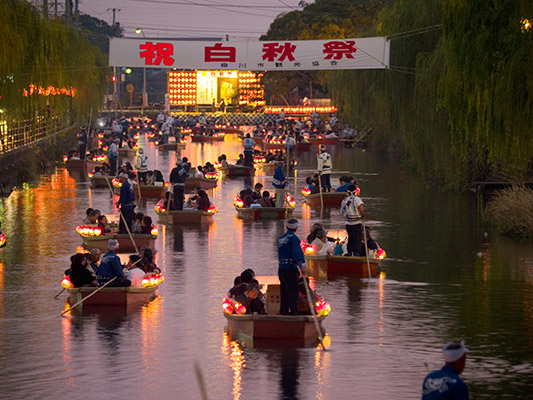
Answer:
[
  {"left": 286, "top": 220, "right": 298, "bottom": 230},
  {"left": 442, "top": 341, "right": 469, "bottom": 363},
  {"left": 108, "top": 239, "right": 119, "bottom": 250}
]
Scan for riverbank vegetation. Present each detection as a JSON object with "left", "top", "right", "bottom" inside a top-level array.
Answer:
[
  {"left": 264, "top": 0, "right": 533, "bottom": 189},
  {"left": 485, "top": 187, "right": 533, "bottom": 237},
  {"left": 0, "top": 0, "right": 106, "bottom": 124}
]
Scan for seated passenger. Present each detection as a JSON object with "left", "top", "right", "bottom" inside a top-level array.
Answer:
[
  {"left": 236, "top": 154, "right": 245, "bottom": 165},
  {"left": 307, "top": 223, "right": 326, "bottom": 243},
  {"left": 97, "top": 214, "right": 112, "bottom": 234},
  {"left": 83, "top": 208, "right": 94, "bottom": 224},
  {"left": 68, "top": 253, "right": 98, "bottom": 288},
  {"left": 197, "top": 190, "right": 211, "bottom": 211},
  {"left": 92, "top": 167, "right": 103, "bottom": 177},
  {"left": 252, "top": 183, "right": 263, "bottom": 201},
  {"left": 132, "top": 212, "right": 144, "bottom": 234},
  {"left": 146, "top": 171, "right": 155, "bottom": 185},
  {"left": 305, "top": 176, "right": 319, "bottom": 194},
  {"left": 336, "top": 176, "right": 351, "bottom": 192},
  {"left": 228, "top": 276, "right": 244, "bottom": 299},
  {"left": 140, "top": 216, "right": 153, "bottom": 234},
  {"left": 153, "top": 170, "right": 165, "bottom": 186},
  {"left": 100, "top": 163, "right": 111, "bottom": 175},
  {"left": 297, "top": 277, "right": 319, "bottom": 315},
  {"left": 139, "top": 246, "right": 160, "bottom": 273},
  {"left": 258, "top": 191, "right": 275, "bottom": 208},
  {"left": 234, "top": 283, "right": 261, "bottom": 314},
  {"left": 312, "top": 230, "right": 336, "bottom": 255},
  {"left": 96, "top": 239, "right": 131, "bottom": 287},
  {"left": 86, "top": 209, "right": 100, "bottom": 225},
  {"left": 125, "top": 255, "right": 147, "bottom": 288},
  {"left": 242, "top": 189, "right": 254, "bottom": 208}
]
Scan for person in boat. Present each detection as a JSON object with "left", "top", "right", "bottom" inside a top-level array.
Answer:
[
  {"left": 307, "top": 223, "right": 327, "bottom": 243},
  {"left": 305, "top": 176, "right": 320, "bottom": 194},
  {"left": 117, "top": 172, "right": 136, "bottom": 234},
  {"left": 100, "top": 162, "right": 111, "bottom": 176},
  {"left": 132, "top": 212, "right": 144, "bottom": 233},
  {"left": 108, "top": 138, "right": 119, "bottom": 176},
  {"left": 234, "top": 283, "right": 261, "bottom": 315},
  {"left": 312, "top": 230, "right": 336, "bottom": 255},
  {"left": 336, "top": 176, "right": 351, "bottom": 192},
  {"left": 196, "top": 190, "right": 211, "bottom": 212},
  {"left": 125, "top": 255, "right": 147, "bottom": 288},
  {"left": 83, "top": 208, "right": 94, "bottom": 224},
  {"left": 170, "top": 158, "right": 190, "bottom": 210},
  {"left": 242, "top": 189, "right": 254, "bottom": 208},
  {"left": 243, "top": 133, "right": 256, "bottom": 167},
  {"left": 68, "top": 253, "right": 98, "bottom": 288},
  {"left": 92, "top": 167, "right": 103, "bottom": 177},
  {"left": 140, "top": 216, "right": 153, "bottom": 234},
  {"left": 228, "top": 276, "right": 244, "bottom": 299},
  {"left": 85, "top": 209, "right": 100, "bottom": 225},
  {"left": 146, "top": 171, "right": 155, "bottom": 185},
  {"left": 422, "top": 341, "right": 469, "bottom": 400},
  {"left": 297, "top": 277, "right": 319, "bottom": 315},
  {"left": 97, "top": 214, "right": 112, "bottom": 234},
  {"left": 236, "top": 154, "right": 245, "bottom": 165},
  {"left": 89, "top": 248, "right": 101, "bottom": 276},
  {"left": 96, "top": 239, "right": 131, "bottom": 287},
  {"left": 252, "top": 183, "right": 263, "bottom": 202},
  {"left": 139, "top": 246, "right": 161, "bottom": 273},
  {"left": 317, "top": 144, "right": 332, "bottom": 192},
  {"left": 278, "top": 219, "right": 305, "bottom": 315},
  {"left": 273, "top": 160, "right": 287, "bottom": 208},
  {"left": 153, "top": 170, "right": 165, "bottom": 185},
  {"left": 78, "top": 126, "right": 88, "bottom": 161},
  {"left": 258, "top": 191, "right": 275, "bottom": 208},
  {"left": 363, "top": 226, "right": 379, "bottom": 254},
  {"left": 135, "top": 148, "right": 148, "bottom": 185},
  {"left": 340, "top": 185, "right": 365, "bottom": 257}
]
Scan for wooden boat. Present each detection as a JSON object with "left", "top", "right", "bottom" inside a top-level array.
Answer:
[
  {"left": 118, "top": 147, "right": 137, "bottom": 158},
  {"left": 114, "top": 184, "right": 165, "bottom": 198},
  {"left": 295, "top": 141, "right": 312, "bottom": 151},
  {"left": 235, "top": 206, "right": 294, "bottom": 220},
  {"left": 220, "top": 165, "right": 254, "bottom": 177},
  {"left": 255, "top": 162, "right": 275, "bottom": 175},
  {"left": 156, "top": 142, "right": 180, "bottom": 151},
  {"left": 90, "top": 175, "right": 114, "bottom": 188},
  {"left": 252, "top": 136, "right": 264, "bottom": 146},
  {"left": 156, "top": 209, "right": 214, "bottom": 224},
  {"left": 191, "top": 133, "right": 225, "bottom": 142},
  {"left": 65, "top": 158, "right": 102, "bottom": 171},
  {"left": 305, "top": 254, "right": 380, "bottom": 278},
  {"left": 80, "top": 233, "right": 157, "bottom": 253},
  {"left": 224, "top": 276, "right": 328, "bottom": 347},
  {"left": 67, "top": 285, "right": 160, "bottom": 312},
  {"left": 185, "top": 177, "right": 218, "bottom": 190},
  {"left": 220, "top": 127, "right": 242, "bottom": 134},
  {"left": 309, "top": 137, "right": 339, "bottom": 146},
  {"left": 264, "top": 142, "right": 285, "bottom": 151},
  {"left": 303, "top": 191, "right": 348, "bottom": 207}
]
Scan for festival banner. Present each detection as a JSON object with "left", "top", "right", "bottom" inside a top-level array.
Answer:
[{"left": 109, "top": 37, "right": 390, "bottom": 71}]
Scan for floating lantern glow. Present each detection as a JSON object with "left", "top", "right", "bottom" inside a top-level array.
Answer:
[
  {"left": 315, "top": 300, "right": 331, "bottom": 316},
  {"left": 285, "top": 193, "right": 296, "bottom": 207},
  {"left": 150, "top": 227, "right": 159, "bottom": 236},
  {"left": 61, "top": 275, "right": 74, "bottom": 289},
  {"left": 222, "top": 296, "right": 234, "bottom": 314},
  {"left": 374, "top": 247, "right": 387, "bottom": 260},
  {"left": 301, "top": 187, "right": 311, "bottom": 196},
  {"left": 88, "top": 172, "right": 94, "bottom": 178},
  {"left": 214, "top": 162, "right": 222, "bottom": 169},
  {"left": 112, "top": 178, "right": 122, "bottom": 187},
  {"left": 92, "top": 155, "right": 106, "bottom": 162},
  {"left": 141, "top": 272, "right": 164, "bottom": 287},
  {"left": 76, "top": 225, "right": 102, "bottom": 237},
  {"left": 234, "top": 196, "right": 244, "bottom": 208},
  {"left": 63, "top": 155, "right": 68, "bottom": 162},
  {"left": 207, "top": 204, "right": 218, "bottom": 214},
  {"left": 154, "top": 200, "right": 166, "bottom": 213},
  {"left": 0, "top": 232, "right": 6, "bottom": 247}
]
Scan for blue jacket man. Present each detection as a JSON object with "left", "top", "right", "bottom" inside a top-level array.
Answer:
[
  {"left": 422, "top": 341, "right": 469, "bottom": 400},
  {"left": 277, "top": 218, "right": 305, "bottom": 315},
  {"left": 117, "top": 173, "right": 136, "bottom": 234},
  {"left": 78, "top": 127, "right": 88, "bottom": 160},
  {"left": 242, "top": 134, "right": 256, "bottom": 167},
  {"left": 273, "top": 161, "right": 286, "bottom": 208},
  {"left": 96, "top": 239, "right": 131, "bottom": 287}
]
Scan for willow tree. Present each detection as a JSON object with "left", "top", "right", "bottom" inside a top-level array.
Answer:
[{"left": 0, "top": 0, "right": 106, "bottom": 123}]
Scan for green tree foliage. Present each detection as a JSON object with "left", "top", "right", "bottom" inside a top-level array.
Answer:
[{"left": 0, "top": 0, "right": 106, "bottom": 123}]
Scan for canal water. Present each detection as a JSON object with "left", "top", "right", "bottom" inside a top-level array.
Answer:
[{"left": 0, "top": 134, "right": 532, "bottom": 399}]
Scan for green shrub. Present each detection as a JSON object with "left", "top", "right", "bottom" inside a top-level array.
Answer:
[{"left": 486, "top": 186, "right": 533, "bottom": 237}]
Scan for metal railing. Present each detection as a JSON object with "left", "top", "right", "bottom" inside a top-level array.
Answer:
[{"left": 0, "top": 115, "right": 69, "bottom": 154}]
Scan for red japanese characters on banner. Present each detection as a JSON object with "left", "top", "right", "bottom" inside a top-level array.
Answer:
[
  {"left": 323, "top": 40, "right": 357, "bottom": 60},
  {"left": 205, "top": 43, "right": 236, "bottom": 62},
  {"left": 262, "top": 42, "right": 297, "bottom": 62},
  {"left": 139, "top": 42, "right": 175, "bottom": 66}
]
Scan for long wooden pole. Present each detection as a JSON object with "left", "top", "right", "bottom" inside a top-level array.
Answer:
[
  {"left": 300, "top": 267, "right": 327, "bottom": 351},
  {"left": 61, "top": 277, "right": 117, "bottom": 316},
  {"left": 105, "top": 177, "right": 139, "bottom": 253},
  {"left": 194, "top": 360, "right": 210, "bottom": 400},
  {"left": 362, "top": 219, "right": 372, "bottom": 279}
]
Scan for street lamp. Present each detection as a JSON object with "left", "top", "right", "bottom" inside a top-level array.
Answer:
[{"left": 135, "top": 28, "right": 148, "bottom": 109}]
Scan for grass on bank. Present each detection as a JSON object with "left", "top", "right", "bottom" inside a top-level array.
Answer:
[{"left": 485, "top": 186, "right": 533, "bottom": 238}]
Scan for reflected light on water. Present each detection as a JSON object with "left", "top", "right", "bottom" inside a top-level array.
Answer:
[
  {"left": 301, "top": 203, "right": 311, "bottom": 220},
  {"left": 379, "top": 277, "right": 385, "bottom": 346},
  {"left": 314, "top": 336, "right": 331, "bottom": 400},
  {"left": 141, "top": 296, "right": 164, "bottom": 377},
  {"left": 222, "top": 332, "right": 245, "bottom": 400}
]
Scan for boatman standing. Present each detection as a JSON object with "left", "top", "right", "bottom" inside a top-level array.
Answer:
[
  {"left": 277, "top": 218, "right": 305, "bottom": 315},
  {"left": 117, "top": 172, "right": 136, "bottom": 234},
  {"left": 272, "top": 160, "right": 287, "bottom": 208},
  {"left": 78, "top": 126, "right": 88, "bottom": 161},
  {"left": 108, "top": 138, "right": 119, "bottom": 176},
  {"left": 135, "top": 148, "right": 148, "bottom": 185},
  {"left": 317, "top": 144, "right": 332, "bottom": 192},
  {"left": 340, "top": 184, "right": 365, "bottom": 256},
  {"left": 242, "top": 133, "right": 256, "bottom": 167},
  {"left": 422, "top": 341, "right": 469, "bottom": 400}
]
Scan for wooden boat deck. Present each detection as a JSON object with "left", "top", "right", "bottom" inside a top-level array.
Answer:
[
  {"left": 156, "top": 209, "right": 214, "bottom": 224},
  {"left": 235, "top": 206, "right": 294, "bottom": 220},
  {"left": 305, "top": 254, "right": 380, "bottom": 278},
  {"left": 304, "top": 191, "right": 347, "bottom": 207},
  {"left": 67, "top": 285, "right": 159, "bottom": 312}
]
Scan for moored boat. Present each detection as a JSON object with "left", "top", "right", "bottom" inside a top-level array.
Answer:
[
  {"left": 89, "top": 175, "right": 114, "bottom": 188},
  {"left": 295, "top": 141, "right": 312, "bottom": 151},
  {"left": 302, "top": 191, "right": 348, "bottom": 207},
  {"left": 223, "top": 275, "right": 329, "bottom": 347},
  {"left": 118, "top": 147, "right": 137, "bottom": 159},
  {"left": 309, "top": 136, "right": 339, "bottom": 146},
  {"left": 304, "top": 254, "right": 380, "bottom": 278},
  {"left": 235, "top": 206, "right": 294, "bottom": 220},
  {"left": 114, "top": 184, "right": 166, "bottom": 198},
  {"left": 65, "top": 158, "right": 103, "bottom": 171},
  {"left": 80, "top": 233, "right": 157, "bottom": 253},
  {"left": 156, "top": 142, "right": 180, "bottom": 151}
]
